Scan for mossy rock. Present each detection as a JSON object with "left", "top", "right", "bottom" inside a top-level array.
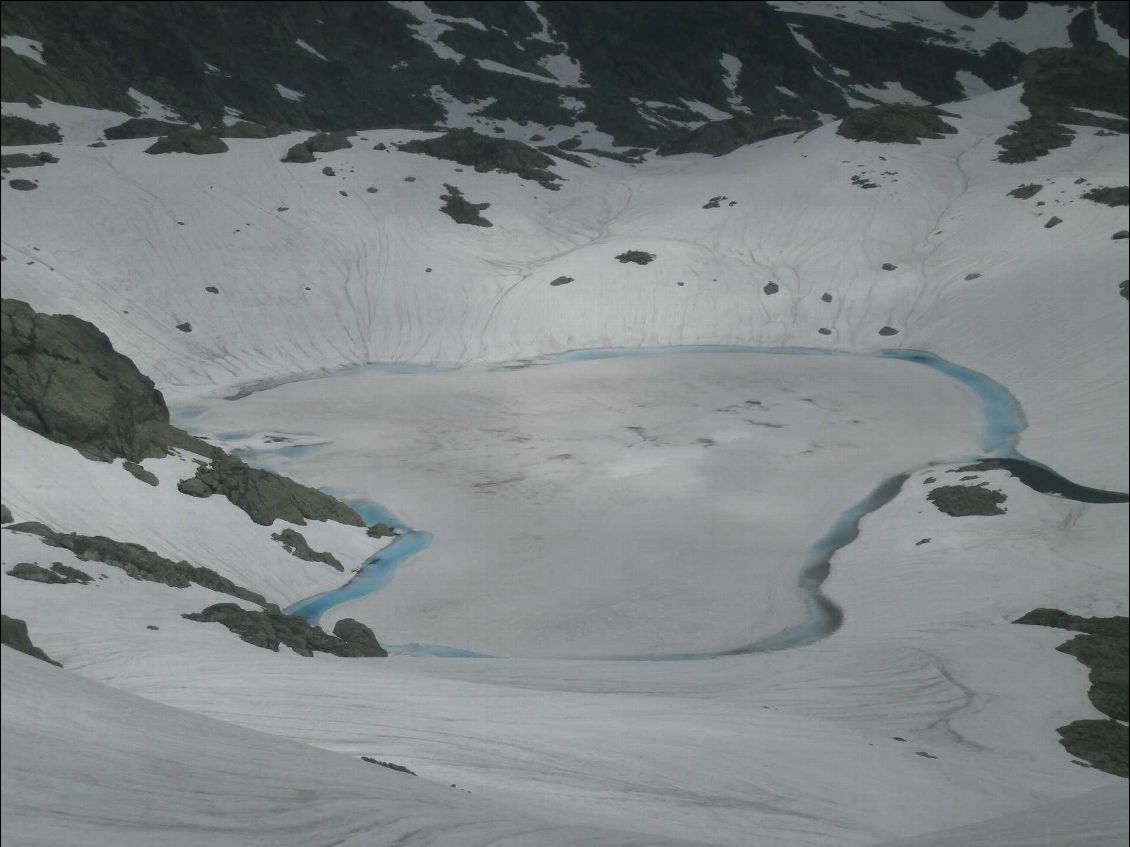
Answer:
[
  {"left": 657, "top": 116, "right": 817, "bottom": 157},
  {"left": 399, "top": 128, "right": 561, "bottom": 189},
  {"left": 0, "top": 614, "right": 60, "bottom": 666},
  {"left": 0, "top": 114, "right": 61, "bottom": 146},
  {"left": 104, "top": 118, "right": 188, "bottom": 140},
  {"left": 926, "top": 483, "right": 1006, "bottom": 515},
  {"left": 438, "top": 184, "right": 492, "bottom": 227},
  {"left": 837, "top": 104, "right": 958, "bottom": 144},
  {"left": 1082, "top": 186, "right": 1129, "bottom": 206},
  {"left": 145, "top": 129, "right": 228, "bottom": 155}
]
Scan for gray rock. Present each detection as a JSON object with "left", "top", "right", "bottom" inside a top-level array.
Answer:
[
  {"left": 1044, "top": 215, "right": 1063, "bottom": 228},
  {"left": 763, "top": 282, "right": 779, "bottom": 295},
  {"left": 1008, "top": 183, "right": 1043, "bottom": 199},
  {"left": 176, "top": 321, "right": 192, "bottom": 332},
  {"left": 8, "top": 179, "right": 38, "bottom": 191},
  {"left": 439, "top": 184, "right": 492, "bottom": 226},
  {"left": 7, "top": 562, "right": 67, "bottom": 584},
  {"left": 0, "top": 504, "right": 11, "bottom": 524},
  {"left": 1, "top": 614, "right": 61, "bottom": 666},
  {"left": 6, "top": 520, "right": 265, "bottom": 604},
  {"left": 123, "top": 461, "right": 159, "bottom": 486},
  {"left": 881, "top": 263, "right": 898, "bottom": 271},
  {"left": 145, "top": 130, "right": 228, "bottom": 155},
  {"left": 926, "top": 484, "right": 1007, "bottom": 516},
  {"left": 1113, "top": 230, "right": 1129, "bottom": 240},
  {"left": 550, "top": 276, "right": 574, "bottom": 287},
  {"left": 333, "top": 618, "right": 387, "bottom": 657},
  {"left": 366, "top": 523, "right": 396, "bottom": 538},
  {"left": 184, "top": 603, "right": 386, "bottom": 657},
  {"left": 615, "top": 251, "right": 655, "bottom": 265},
  {"left": 878, "top": 326, "right": 900, "bottom": 336},
  {"left": 271, "top": 528, "right": 343, "bottom": 571},
  {"left": 176, "top": 454, "right": 363, "bottom": 527}
]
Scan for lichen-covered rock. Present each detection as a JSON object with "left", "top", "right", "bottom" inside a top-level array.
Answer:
[
  {"left": 184, "top": 603, "right": 386, "bottom": 657},
  {"left": 0, "top": 614, "right": 61, "bottom": 666},
  {"left": 926, "top": 484, "right": 1006, "bottom": 515},
  {"left": 145, "top": 129, "right": 228, "bottom": 155},
  {"left": 6, "top": 520, "right": 265, "bottom": 604},
  {"left": 177, "top": 454, "right": 363, "bottom": 527},
  {"left": 837, "top": 104, "right": 958, "bottom": 144},
  {"left": 271, "top": 528, "right": 343, "bottom": 571},
  {"left": 439, "top": 184, "right": 492, "bottom": 226},
  {"left": 400, "top": 128, "right": 561, "bottom": 189}
]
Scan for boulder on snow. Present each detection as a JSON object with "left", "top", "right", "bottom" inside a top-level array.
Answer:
[{"left": 1, "top": 614, "right": 61, "bottom": 666}]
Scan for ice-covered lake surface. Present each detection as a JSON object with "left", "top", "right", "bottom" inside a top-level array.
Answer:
[
  {"left": 213, "top": 345, "right": 1125, "bottom": 659},
  {"left": 189, "top": 347, "right": 990, "bottom": 658}
]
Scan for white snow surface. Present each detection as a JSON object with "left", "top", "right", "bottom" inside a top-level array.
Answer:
[
  {"left": 294, "top": 38, "right": 329, "bottom": 61},
  {"left": 1, "top": 35, "right": 46, "bottom": 65},
  {"left": 274, "top": 83, "right": 305, "bottom": 102},
  {"left": 2, "top": 81, "right": 1128, "bottom": 845}
]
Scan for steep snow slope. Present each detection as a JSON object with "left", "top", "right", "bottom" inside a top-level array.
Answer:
[
  {"left": 2, "top": 80, "right": 1127, "bottom": 847},
  {"left": 1, "top": 648, "right": 699, "bottom": 847},
  {"left": 2, "top": 85, "right": 1126, "bottom": 486}
]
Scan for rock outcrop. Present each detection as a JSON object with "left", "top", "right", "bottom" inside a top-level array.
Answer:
[{"left": 184, "top": 604, "right": 387, "bottom": 657}]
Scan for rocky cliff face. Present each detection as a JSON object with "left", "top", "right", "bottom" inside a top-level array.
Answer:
[
  {"left": 0, "top": 298, "right": 173, "bottom": 462},
  {"left": 2, "top": 1, "right": 1125, "bottom": 149}
]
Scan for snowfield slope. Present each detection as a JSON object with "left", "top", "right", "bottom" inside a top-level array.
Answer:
[
  {"left": 2, "top": 84, "right": 1127, "bottom": 486},
  {"left": 2, "top": 66, "right": 1128, "bottom": 847}
]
